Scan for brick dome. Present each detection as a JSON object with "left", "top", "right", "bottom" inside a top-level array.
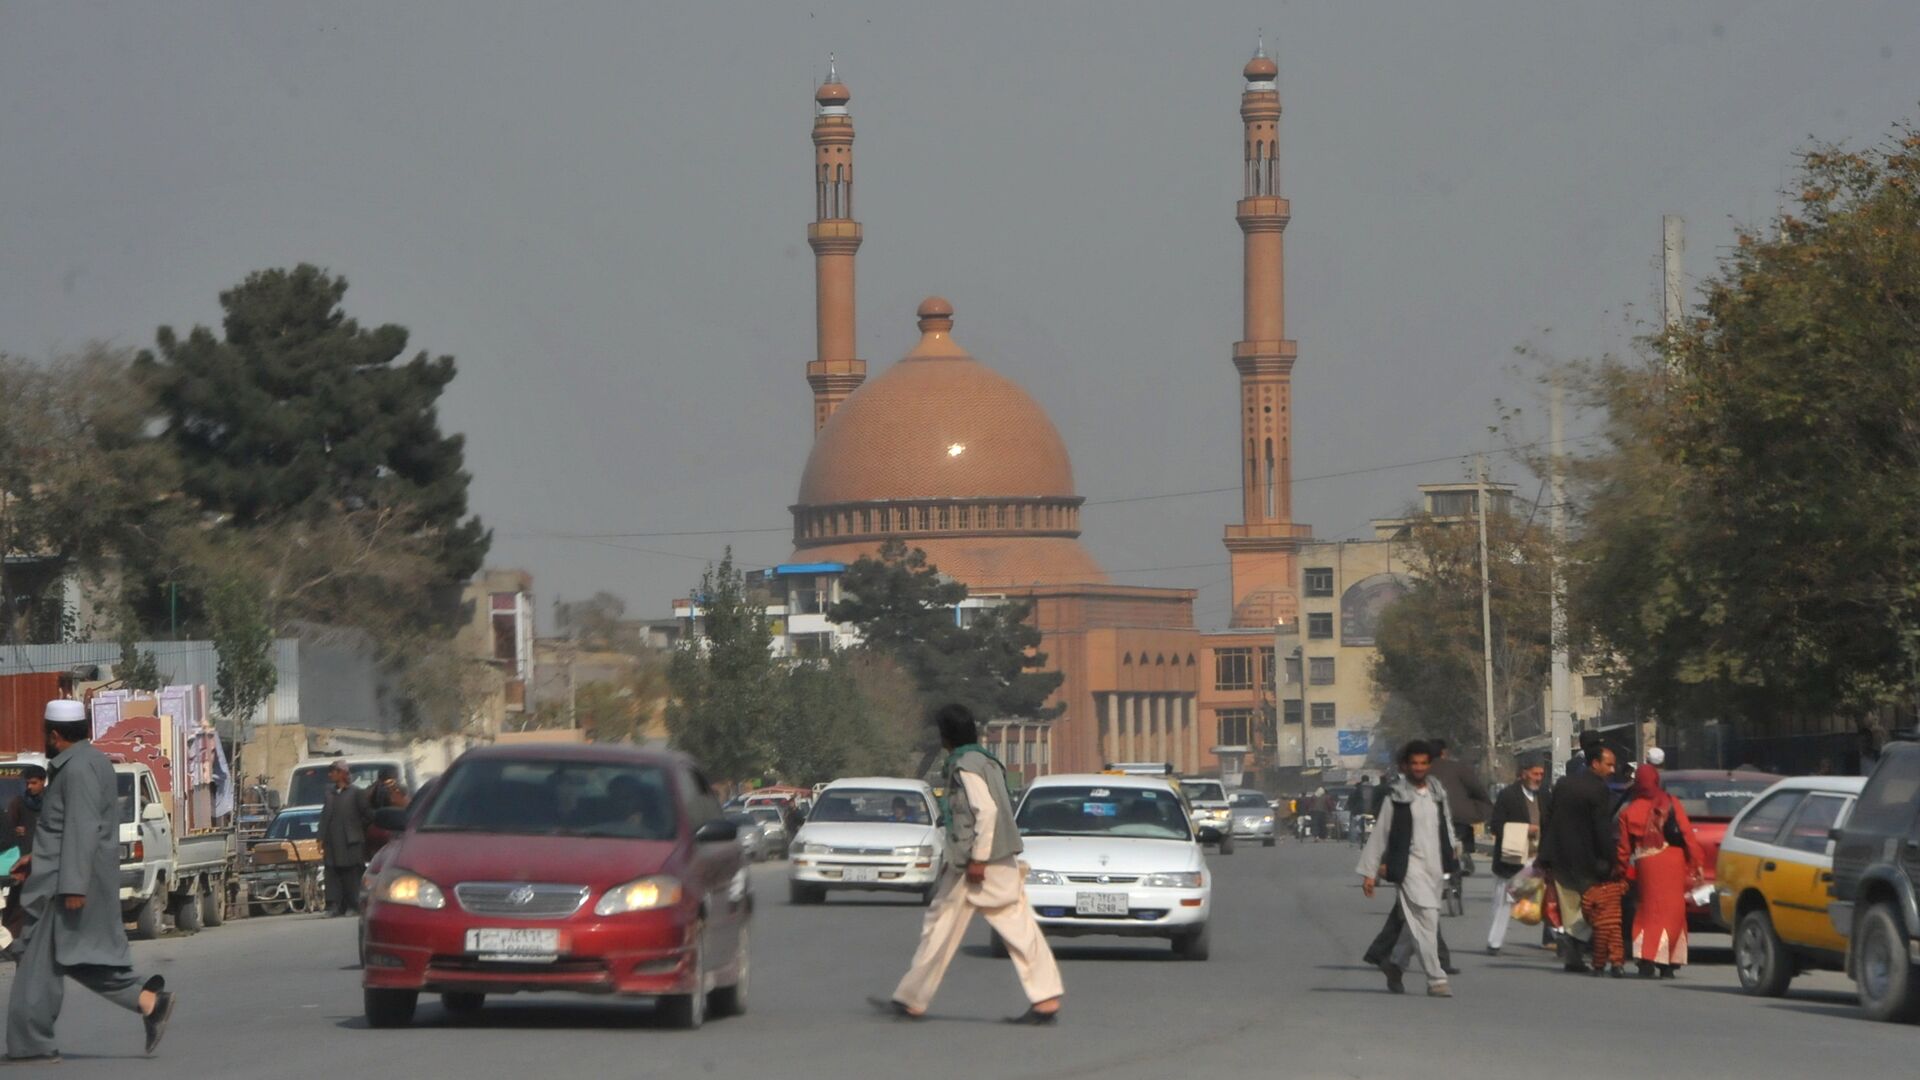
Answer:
[{"left": 791, "top": 299, "right": 1105, "bottom": 586}]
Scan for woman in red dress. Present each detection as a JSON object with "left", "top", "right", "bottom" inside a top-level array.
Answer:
[{"left": 1617, "top": 764, "right": 1705, "bottom": 978}]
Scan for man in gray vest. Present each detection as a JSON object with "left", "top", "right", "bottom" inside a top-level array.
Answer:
[
  {"left": 877, "top": 704, "right": 1063, "bottom": 1023},
  {"left": 6, "top": 700, "right": 176, "bottom": 1063}
]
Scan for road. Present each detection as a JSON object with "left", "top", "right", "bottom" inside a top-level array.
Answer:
[{"left": 0, "top": 841, "right": 1908, "bottom": 1079}]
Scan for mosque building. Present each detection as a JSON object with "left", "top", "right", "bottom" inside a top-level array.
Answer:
[{"left": 690, "top": 48, "right": 1379, "bottom": 780}]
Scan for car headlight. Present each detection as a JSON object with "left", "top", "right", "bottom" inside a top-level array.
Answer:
[
  {"left": 595, "top": 875, "right": 684, "bottom": 915},
  {"left": 1143, "top": 871, "right": 1204, "bottom": 889},
  {"left": 1025, "top": 868, "right": 1064, "bottom": 886},
  {"left": 377, "top": 870, "right": 446, "bottom": 910},
  {"left": 1262, "top": 814, "right": 1274, "bottom": 823},
  {"left": 796, "top": 842, "right": 830, "bottom": 856},
  {"left": 894, "top": 844, "right": 935, "bottom": 858}
]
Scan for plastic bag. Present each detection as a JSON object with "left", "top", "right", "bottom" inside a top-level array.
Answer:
[
  {"left": 1505, "top": 861, "right": 1545, "bottom": 901},
  {"left": 1511, "top": 896, "right": 1543, "bottom": 926}
]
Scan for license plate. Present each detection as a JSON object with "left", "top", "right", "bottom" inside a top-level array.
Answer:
[
  {"left": 843, "top": 866, "right": 878, "bottom": 883},
  {"left": 465, "top": 928, "right": 559, "bottom": 959},
  {"left": 1074, "top": 891, "right": 1129, "bottom": 916}
]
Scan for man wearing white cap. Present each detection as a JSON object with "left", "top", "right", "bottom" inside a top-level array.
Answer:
[{"left": 4, "top": 700, "right": 176, "bottom": 1064}]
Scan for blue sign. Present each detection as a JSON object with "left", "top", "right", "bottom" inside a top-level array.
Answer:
[{"left": 1337, "top": 730, "right": 1371, "bottom": 757}]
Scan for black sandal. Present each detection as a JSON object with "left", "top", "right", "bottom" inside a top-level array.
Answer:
[
  {"left": 1005, "top": 1006, "right": 1060, "bottom": 1025},
  {"left": 865, "top": 996, "right": 923, "bottom": 1020}
]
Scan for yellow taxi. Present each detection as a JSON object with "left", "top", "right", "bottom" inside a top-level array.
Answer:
[{"left": 1714, "top": 775, "right": 1867, "bottom": 996}]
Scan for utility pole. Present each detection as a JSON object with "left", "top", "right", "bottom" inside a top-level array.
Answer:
[
  {"left": 565, "top": 639, "right": 579, "bottom": 732},
  {"left": 1475, "top": 454, "right": 1500, "bottom": 772},
  {"left": 1662, "top": 214, "right": 1686, "bottom": 376},
  {"left": 1548, "top": 381, "right": 1573, "bottom": 778}
]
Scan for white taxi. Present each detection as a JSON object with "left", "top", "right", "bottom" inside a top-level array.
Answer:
[
  {"left": 788, "top": 778, "right": 943, "bottom": 905},
  {"left": 1010, "top": 773, "right": 1213, "bottom": 960}
]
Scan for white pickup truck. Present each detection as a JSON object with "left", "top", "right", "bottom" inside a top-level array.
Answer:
[{"left": 117, "top": 763, "right": 234, "bottom": 938}]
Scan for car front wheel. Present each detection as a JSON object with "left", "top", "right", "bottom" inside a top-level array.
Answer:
[
  {"left": 364, "top": 988, "right": 418, "bottom": 1028},
  {"left": 659, "top": 943, "right": 706, "bottom": 1030},
  {"left": 1172, "top": 923, "right": 1212, "bottom": 961},
  {"left": 1855, "top": 903, "right": 1920, "bottom": 1023}
]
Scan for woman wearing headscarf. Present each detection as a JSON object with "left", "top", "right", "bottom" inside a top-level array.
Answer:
[{"left": 1616, "top": 764, "right": 1705, "bottom": 978}]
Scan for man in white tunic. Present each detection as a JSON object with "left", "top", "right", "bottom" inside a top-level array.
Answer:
[
  {"left": 877, "top": 705, "right": 1064, "bottom": 1024},
  {"left": 1357, "top": 740, "right": 1460, "bottom": 997}
]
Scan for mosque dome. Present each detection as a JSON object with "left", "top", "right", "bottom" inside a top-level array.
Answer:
[{"left": 791, "top": 298, "right": 1106, "bottom": 586}]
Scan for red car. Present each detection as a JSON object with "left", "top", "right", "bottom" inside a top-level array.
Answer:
[
  {"left": 1656, "top": 769, "right": 1781, "bottom": 930},
  {"left": 360, "top": 744, "right": 751, "bottom": 1029}
]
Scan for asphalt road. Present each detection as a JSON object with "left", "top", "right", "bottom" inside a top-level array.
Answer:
[{"left": 0, "top": 842, "right": 1910, "bottom": 1079}]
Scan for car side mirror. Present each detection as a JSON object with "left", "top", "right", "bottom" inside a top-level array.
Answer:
[
  {"left": 141, "top": 802, "right": 167, "bottom": 823},
  {"left": 694, "top": 818, "right": 739, "bottom": 844},
  {"left": 1828, "top": 827, "right": 1844, "bottom": 843},
  {"left": 1197, "top": 826, "right": 1223, "bottom": 844},
  {"left": 372, "top": 807, "right": 410, "bottom": 833}
]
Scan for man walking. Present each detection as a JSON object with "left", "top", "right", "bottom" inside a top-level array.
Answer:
[
  {"left": 1358, "top": 740, "right": 1460, "bottom": 997},
  {"left": 1429, "top": 740, "right": 1492, "bottom": 876},
  {"left": 318, "top": 762, "right": 373, "bottom": 917},
  {"left": 6, "top": 701, "right": 175, "bottom": 1064},
  {"left": 1486, "top": 758, "right": 1550, "bottom": 955},
  {"left": 878, "top": 704, "right": 1064, "bottom": 1024},
  {"left": 3, "top": 765, "right": 46, "bottom": 942},
  {"left": 1540, "top": 744, "right": 1619, "bottom": 972}
]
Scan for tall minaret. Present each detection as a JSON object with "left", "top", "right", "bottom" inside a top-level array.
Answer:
[
  {"left": 1223, "top": 40, "right": 1311, "bottom": 628},
  {"left": 806, "top": 56, "right": 865, "bottom": 434}
]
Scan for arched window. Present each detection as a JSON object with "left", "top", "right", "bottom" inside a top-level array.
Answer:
[
  {"left": 1264, "top": 438, "right": 1277, "bottom": 519},
  {"left": 937, "top": 505, "right": 950, "bottom": 530}
]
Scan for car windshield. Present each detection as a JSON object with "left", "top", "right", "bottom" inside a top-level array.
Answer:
[
  {"left": 1183, "top": 780, "right": 1226, "bottom": 803},
  {"left": 418, "top": 759, "right": 678, "bottom": 841},
  {"left": 1663, "top": 777, "right": 1775, "bottom": 820},
  {"left": 809, "top": 788, "right": 932, "bottom": 825},
  {"left": 749, "top": 808, "right": 784, "bottom": 825},
  {"left": 288, "top": 762, "right": 392, "bottom": 808},
  {"left": 266, "top": 811, "right": 321, "bottom": 840},
  {"left": 1231, "top": 792, "right": 1269, "bottom": 808},
  {"left": 1017, "top": 785, "right": 1192, "bottom": 841},
  {"left": 725, "top": 812, "right": 759, "bottom": 829}
]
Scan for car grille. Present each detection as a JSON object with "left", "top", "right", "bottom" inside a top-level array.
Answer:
[
  {"left": 453, "top": 882, "right": 590, "bottom": 918},
  {"left": 431, "top": 955, "right": 608, "bottom": 976},
  {"left": 1065, "top": 874, "right": 1140, "bottom": 884},
  {"left": 830, "top": 846, "right": 895, "bottom": 856}
]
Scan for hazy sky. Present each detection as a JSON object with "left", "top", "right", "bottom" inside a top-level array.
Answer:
[{"left": 3, "top": 2, "right": 1913, "bottom": 629}]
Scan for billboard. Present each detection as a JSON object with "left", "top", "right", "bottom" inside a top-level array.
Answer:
[{"left": 1337, "top": 730, "right": 1372, "bottom": 757}]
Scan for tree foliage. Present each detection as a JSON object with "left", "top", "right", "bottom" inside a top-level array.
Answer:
[
  {"left": 137, "top": 265, "right": 489, "bottom": 620},
  {"left": 830, "top": 539, "right": 1064, "bottom": 723},
  {"left": 1565, "top": 122, "right": 1920, "bottom": 736},
  {"left": 207, "top": 575, "right": 279, "bottom": 728},
  {"left": 1372, "top": 508, "right": 1553, "bottom": 761},
  {"left": 665, "top": 551, "right": 779, "bottom": 781}
]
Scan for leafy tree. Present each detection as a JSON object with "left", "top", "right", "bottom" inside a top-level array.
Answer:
[
  {"left": 116, "top": 626, "right": 166, "bottom": 693},
  {"left": 207, "top": 575, "right": 278, "bottom": 728},
  {"left": 138, "top": 265, "right": 488, "bottom": 616},
  {"left": 830, "top": 539, "right": 1064, "bottom": 723},
  {"left": 665, "top": 551, "right": 779, "bottom": 780},
  {"left": 1371, "top": 507, "right": 1553, "bottom": 762},
  {"left": 1565, "top": 121, "right": 1920, "bottom": 741},
  {"left": 772, "top": 653, "right": 876, "bottom": 786},
  {"left": 0, "top": 346, "right": 184, "bottom": 640}
]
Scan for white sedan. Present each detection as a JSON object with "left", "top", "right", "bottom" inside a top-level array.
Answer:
[
  {"left": 788, "top": 778, "right": 943, "bottom": 905},
  {"left": 1010, "top": 773, "right": 1213, "bottom": 960}
]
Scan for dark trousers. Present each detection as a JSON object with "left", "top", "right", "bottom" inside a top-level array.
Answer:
[
  {"left": 326, "top": 863, "right": 364, "bottom": 915},
  {"left": 1364, "top": 900, "right": 1453, "bottom": 969}
]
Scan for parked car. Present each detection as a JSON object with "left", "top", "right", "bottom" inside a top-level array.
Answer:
[
  {"left": 1228, "top": 789, "right": 1277, "bottom": 847},
  {"left": 244, "top": 806, "right": 327, "bottom": 916},
  {"left": 359, "top": 744, "right": 751, "bottom": 1030},
  {"left": 1012, "top": 773, "right": 1213, "bottom": 959},
  {"left": 1177, "top": 777, "right": 1235, "bottom": 855},
  {"left": 726, "top": 812, "right": 769, "bottom": 863},
  {"left": 1658, "top": 769, "right": 1782, "bottom": 929},
  {"left": 1828, "top": 742, "right": 1920, "bottom": 1023},
  {"left": 788, "top": 778, "right": 942, "bottom": 905},
  {"left": 746, "top": 807, "right": 790, "bottom": 859},
  {"left": 1713, "top": 776, "right": 1866, "bottom": 995}
]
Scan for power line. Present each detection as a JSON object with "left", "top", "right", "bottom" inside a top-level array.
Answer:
[{"left": 502, "top": 435, "right": 1605, "bottom": 541}]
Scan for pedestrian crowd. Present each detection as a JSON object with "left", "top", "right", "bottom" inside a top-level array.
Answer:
[{"left": 1359, "top": 731, "right": 1707, "bottom": 997}]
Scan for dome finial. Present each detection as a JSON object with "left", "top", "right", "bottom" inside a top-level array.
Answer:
[
  {"left": 828, "top": 51, "right": 837, "bottom": 82},
  {"left": 916, "top": 296, "right": 954, "bottom": 334},
  {"left": 816, "top": 53, "right": 850, "bottom": 108},
  {"left": 1244, "top": 34, "right": 1278, "bottom": 82}
]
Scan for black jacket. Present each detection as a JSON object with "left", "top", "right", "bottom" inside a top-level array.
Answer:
[
  {"left": 319, "top": 784, "right": 374, "bottom": 867},
  {"left": 1539, "top": 770, "right": 1616, "bottom": 892},
  {"left": 1429, "top": 757, "right": 1492, "bottom": 825},
  {"left": 1487, "top": 782, "right": 1549, "bottom": 877}
]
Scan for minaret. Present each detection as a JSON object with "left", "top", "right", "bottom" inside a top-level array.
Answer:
[
  {"left": 1223, "top": 40, "right": 1311, "bottom": 628},
  {"left": 806, "top": 56, "right": 865, "bottom": 434}
]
